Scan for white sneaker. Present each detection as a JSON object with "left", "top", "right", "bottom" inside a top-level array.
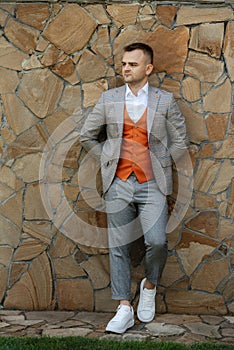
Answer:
[
  {"left": 106, "top": 304, "right": 134, "bottom": 334},
  {"left": 137, "top": 278, "right": 156, "bottom": 323}
]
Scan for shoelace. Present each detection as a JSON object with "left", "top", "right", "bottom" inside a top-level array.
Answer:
[
  {"left": 141, "top": 291, "right": 154, "bottom": 310},
  {"left": 113, "top": 306, "right": 131, "bottom": 321}
]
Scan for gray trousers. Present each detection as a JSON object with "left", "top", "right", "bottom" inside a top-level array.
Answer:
[{"left": 105, "top": 174, "right": 168, "bottom": 301}]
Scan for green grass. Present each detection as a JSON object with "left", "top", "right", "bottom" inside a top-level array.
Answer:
[{"left": 0, "top": 337, "right": 233, "bottom": 350}]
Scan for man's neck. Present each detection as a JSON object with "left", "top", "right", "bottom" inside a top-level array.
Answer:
[{"left": 127, "top": 81, "right": 148, "bottom": 97}]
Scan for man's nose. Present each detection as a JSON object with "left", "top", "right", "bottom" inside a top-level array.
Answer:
[{"left": 124, "top": 64, "right": 131, "bottom": 71}]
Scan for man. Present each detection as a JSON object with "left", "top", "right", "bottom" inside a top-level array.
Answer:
[{"left": 80, "top": 43, "right": 188, "bottom": 333}]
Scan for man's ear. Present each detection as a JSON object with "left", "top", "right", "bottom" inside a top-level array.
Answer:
[{"left": 146, "top": 64, "right": 154, "bottom": 76}]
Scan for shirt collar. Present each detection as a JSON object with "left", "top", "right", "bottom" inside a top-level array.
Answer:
[{"left": 125, "top": 82, "right": 148, "bottom": 98}]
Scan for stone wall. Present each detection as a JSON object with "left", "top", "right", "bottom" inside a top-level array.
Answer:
[{"left": 0, "top": 1, "right": 233, "bottom": 315}]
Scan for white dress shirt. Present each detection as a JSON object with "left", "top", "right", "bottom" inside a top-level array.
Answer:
[{"left": 125, "top": 83, "right": 148, "bottom": 123}]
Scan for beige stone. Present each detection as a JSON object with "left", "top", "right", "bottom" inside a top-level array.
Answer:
[
  {"left": 57, "top": 279, "right": 93, "bottom": 311},
  {"left": 83, "top": 80, "right": 108, "bottom": 108},
  {"left": 82, "top": 255, "right": 110, "bottom": 289},
  {"left": 85, "top": 4, "right": 111, "bottom": 24},
  {"left": 0, "top": 9, "right": 8, "bottom": 26},
  {"left": 59, "top": 85, "right": 82, "bottom": 115},
  {"left": 43, "top": 4, "right": 97, "bottom": 54},
  {"left": 186, "top": 211, "right": 219, "bottom": 238},
  {"left": 4, "top": 252, "right": 53, "bottom": 310},
  {"left": 53, "top": 256, "right": 86, "bottom": 279},
  {"left": 195, "top": 193, "right": 216, "bottom": 210},
  {"left": 0, "top": 68, "right": 19, "bottom": 93},
  {"left": 22, "top": 55, "right": 42, "bottom": 70},
  {"left": 160, "top": 255, "right": 185, "bottom": 287},
  {"left": 156, "top": 5, "right": 178, "bottom": 28},
  {"left": 43, "top": 327, "right": 92, "bottom": 337},
  {"left": 14, "top": 239, "right": 46, "bottom": 261},
  {"left": 0, "top": 246, "right": 13, "bottom": 266},
  {"left": 44, "top": 109, "right": 69, "bottom": 137},
  {"left": 182, "top": 77, "right": 201, "bottom": 102},
  {"left": 0, "top": 190, "right": 23, "bottom": 229},
  {"left": 204, "top": 78, "right": 232, "bottom": 113},
  {"left": 5, "top": 17, "right": 39, "bottom": 54},
  {"left": 77, "top": 50, "right": 108, "bottom": 83},
  {"left": 2, "top": 94, "right": 36, "bottom": 135},
  {"left": 0, "top": 166, "right": 24, "bottom": 191},
  {"left": 49, "top": 233, "right": 75, "bottom": 258},
  {"left": 0, "top": 265, "right": 8, "bottom": 301},
  {"left": 223, "top": 21, "right": 234, "bottom": 81},
  {"left": 0, "top": 36, "right": 28, "bottom": 70},
  {"left": 36, "top": 36, "right": 49, "bottom": 52},
  {"left": 6, "top": 123, "right": 47, "bottom": 159},
  {"left": 199, "top": 144, "right": 215, "bottom": 159},
  {"left": 107, "top": 4, "right": 139, "bottom": 26},
  {"left": 9, "top": 263, "right": 28, "bottom": 288},
  {"left": 166, "top": 290, "right": 227, "bottom": 315},
  {"left": 53, "top": 58, "right": 79, "bottom": 85},
  {"left": 139, "top": 16, "right": 156, "bottom": 31},
  {"left": 176, "top": 6, "right": 233, "bottom": 26},
  {"left": 12, "top": 153, "right": 42, "bottom": 183},
  {"left": 194, "top": 159, "right": 221, "bottom": 193},
  {"left": 161, "top": 78, "right": 181, "bottom": 99},
  {"left": 218, "top": 273, "right": 234, "bottom": 302},
  {"left": 219, "top": 217, "right": 234, "bottom": 241},
  {"left": 63, "top": 142, "right": 82, "bottom": 169},
  {"left": 148, "top": 26, "right": 189, "bottom": 74},
  {"left": 178, "top": 101, "right": 207, "bottom": 144},
  {"left": 47, "top": 184, "right": 63, "bottom": 209},
  {"left": 177, "top": 242, "right": 214, "bottom": 276},
  {"left": 76, "top": 191, "right": 102, "bottom": 211},
  {"left": 0, "top": 182, "right": 15, "bottom": 203},
  {"left": 16, "top": 4, "right": 50, "bottom": 30},
  {"left": 0, "top": 216, "right": 21, "bottom": 248},
  {"left": 95, "top": 287, "right": 119, "bottom": 312},
  {"left": 24, "top": 183, "right": 50, "bottom": 220},
  {"left": 43, "top": 163, "right": 70, "bottom": 184},
  {"left": 210, "top": 160, "right": 234, "bottom": 195},
  {"left": 18, "top": 68, "right": 63, "bottom": 119},
  {"left": 23, "top": 221, "right": 51, "bottom": 245},
  {"left": 75, "top": 211, "right": 108, "bottom": 236},
  {"left": 227, "top": 179, "right": 234, "bottom": 220},
  {"left": 0, "top": 126, "right": 16, "bottom": 144},
  {"left": 190, "top": 23, "right": 224, "bottom": 58},
  {"left": 177, "top": 229, "right": 219, "bottom": 250},
  {"left": 192, "top": 258, "right": 229, "bottom": 293},
  {"left": 206, "top": 114, "right": 229, "bottom": 142},
  {"left": 0, "top": 4, "right": 15, "bottom": 15},
  {"left": 140, "top": 4, "right": 154, "bottom": 15},
  {"left": 185, "top": 51, "right": 224, "bottom": 83},
  {"left": 40, "top": 44, "right": 60, "bottom": 67},
  {"left": 92, "top": 27, "right": 112, "bottom": 59},
  {"left": 215, "top": 135, "right": 234, "bottom": 158}
]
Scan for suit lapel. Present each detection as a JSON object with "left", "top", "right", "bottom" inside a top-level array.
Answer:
[{"left": 147, "top": 86, "right": 161, "bottom": 139}]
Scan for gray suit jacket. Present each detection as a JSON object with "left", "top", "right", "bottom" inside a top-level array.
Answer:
[{"left": 80, "top": 85, "right": 189, "bottom": 195}]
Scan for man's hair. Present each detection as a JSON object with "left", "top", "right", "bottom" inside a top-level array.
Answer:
[{"left": 123, "top": 43, "right": 154, "bottom": 64}]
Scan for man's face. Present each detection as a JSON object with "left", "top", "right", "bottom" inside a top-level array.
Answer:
[{"left": 121, "top": 49, "right": 153, "bottom": 86}]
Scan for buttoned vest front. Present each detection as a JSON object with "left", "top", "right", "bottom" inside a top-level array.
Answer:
[{"left": 116, "top": 106, "right": 154, "bottom": 183}]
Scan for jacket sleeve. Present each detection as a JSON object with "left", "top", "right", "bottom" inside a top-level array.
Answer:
[
  {"left": 79, "top": 93, "right": 106, "bottom": 161},
  {"left": 166, "top": 95, "right": 189, "bottom": 163}
]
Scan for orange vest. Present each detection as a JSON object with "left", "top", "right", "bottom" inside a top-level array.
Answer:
[{"left": 116, "top": 107, "right": 154, "bottom": 183}]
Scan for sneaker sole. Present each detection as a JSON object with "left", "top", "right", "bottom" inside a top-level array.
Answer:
[{"left": 105, "top": 319, "right": 134, "bottom": 334}]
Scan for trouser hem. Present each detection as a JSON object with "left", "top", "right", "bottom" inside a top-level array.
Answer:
[{"left": 112, "top": 295, "right": 131, "bottom": 301}]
